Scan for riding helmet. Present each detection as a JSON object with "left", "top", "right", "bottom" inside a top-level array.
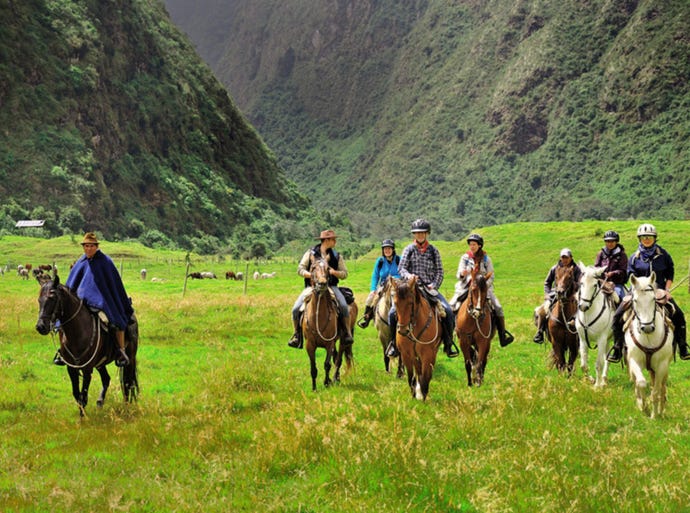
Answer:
[
  {"left": 466, "top": 233, "right": 484, "bottom": 246},
  {"left": 381, "top": 239, "right": 395, "bottom": 249},
  {"left": 636, "top": 223, "right": 657, "bottom": 238},
  {"left": 410, "top": 219, "right": 431, "bottom": 233},
  {"left": 603, "top": 230, "right": 619, "bottom": 242}
]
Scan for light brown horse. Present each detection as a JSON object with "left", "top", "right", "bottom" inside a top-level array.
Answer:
[
  {"left": 302, "top": 257, "right": 356, "bottom": 391},
  {"left": 373, "top": 276, "right": 403, "bottom": 377},
  {"left": 547, "top": 265, "right": 579, "bottom": 375},
  {"left": 391, "top": 275, "right": 442, "bottom": 400},
  {"left": 455, "top": 270, "right": 495, "bottom": 386}
]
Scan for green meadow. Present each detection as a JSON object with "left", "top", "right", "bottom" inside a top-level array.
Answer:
[{"left": 1, "top": 221, "right": 689, "bottom": 513}]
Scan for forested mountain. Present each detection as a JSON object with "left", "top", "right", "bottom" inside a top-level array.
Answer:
[
  {"left": 165, "top": 0, "right": 690, "bottom": 239},
  {"left": 0, "top": 0, "right": 314, "bottom": 256}
]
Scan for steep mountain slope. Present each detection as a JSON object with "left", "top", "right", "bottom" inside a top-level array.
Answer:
[
  {"left": 166, "top": 0, "right": 690, "bottom": 239},
  {"left": 0, "top": 0, "right": 309, "bottom": 253}
]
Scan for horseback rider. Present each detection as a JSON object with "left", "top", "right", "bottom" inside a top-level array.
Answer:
[
  {"left": 533, "top": 248, "right": 582, "bottom": 344},
  {"left": 450, "top": 233, "right": 514, "bottom": 347},
  {"left": 607, "top": 223, "right": 689, "bottom": 363},
  {"left": 594, "top": 230, "right": 628, "bottom": 301},
  {"left": 54, "top": 232, "right": 132, "bottom": 367},
  {"left": 287, "top": 229, "right": 354, "bottom": 349},
  {"left": 357, "top": 239, "right": 400, "bottom": 329},
  {"left": 385, "top": 219, "right": 460, "bottom": 358}
]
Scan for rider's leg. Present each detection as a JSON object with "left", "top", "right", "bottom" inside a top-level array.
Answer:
[
  {"left": 607, "top": 300, "right": 628, "bottom": 363},
  {"left": 115, "top": 329, "right": 130, "bottom": 367},
  {"left": 491, "top": 293, "right": 514, "bottom": 347},
  {"left": 333, "top": 287, "right": 353, "bottom": 345},
  {"left": 288, "top": 292, "right": 307, "bottom": 348},
  {"left": 53, "top": 348, "right": 65, "bottom": 365},
  {"left": 533, "top": 301, "right": 548, "bottom": 343},
  {"left": 358, "top": 290, "right": 376, "bottom": 328},
  {"left": 386, "top": 304, "right": 399, "bottom": 357},
  {"left": 438, "top": 293, "right": 459, "bottom": 358},
  {"left": 670, "top": 300, "right": 689, "bottom": 360}
]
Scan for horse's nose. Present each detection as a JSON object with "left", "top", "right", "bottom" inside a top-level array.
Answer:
[
  {"left": 579, "top": 304, "right": 589, "bottom": 312},
  {"left": 642, "top": 324, "right": 655, "bottom": 334},
  {"left": 36, "top": 322, "right": 49, "bottom": 335},
  {"left": 397, "top": 325, "right": 409, "bottom": 336}
]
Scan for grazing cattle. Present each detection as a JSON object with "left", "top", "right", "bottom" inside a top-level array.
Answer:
[
  {"left": 253, "top": 271, "right": 260, "bottom": 280},
  {"left": 200, "top": 272, "right": 217, "bottom": 279},
  {"left": 19, "top": 268, "right": 29, "bottom": 280},
  {"left": 261, "top": 272, "right": 276, "bottom": 279},
  {"left": 38, "top": 264, "right": 53, "bottom": 272},
  {"left": 140, "top": 269, "right": 147, "bottom": 280},
  {"left": 151, "top": 277, "right": 165, "bottom": 283},
  {"left": 17, "top": 264, "right": 24, "bottom": 275},
  {"left": 188, "top": 272, "right": 203, "bottom": 279},
  {"left": 25, "top": 263, "right": 32, "bottom": 271},
  {"left": 225, "top": 271, "right": 236, "bottom": 280},
  {"left": 235, "top": 272, "right": 243, "bottom": 281}
]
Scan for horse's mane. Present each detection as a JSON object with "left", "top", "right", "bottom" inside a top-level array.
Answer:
[{"left": 396, "top": 278, "right": 413, "bottom": 300}]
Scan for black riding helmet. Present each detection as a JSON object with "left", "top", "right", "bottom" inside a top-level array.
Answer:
[
  {"left": 466, "top": 233, "right": 484, "bottom": 247},
  {"left": 410, "top": 219, "right": 431, "bottom": 233},
  {"left": 603, "top": 230, "right": 619, "bottom": 242},
  {"left": 381, "top": 239, "right": 396, "bottom": 256}
]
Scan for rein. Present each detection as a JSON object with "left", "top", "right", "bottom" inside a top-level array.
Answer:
[
  {"left": 460, "top": 283, "right": 492, "bottom": 339},
  {"left": 576, "top": 278, "right": 609, "bottom": 348},
  {"left": 628, "top": 305, "right": 669, "bottom": 371},
  {"left": 400, "top": 285, "right": 439, "bottom": 345}
]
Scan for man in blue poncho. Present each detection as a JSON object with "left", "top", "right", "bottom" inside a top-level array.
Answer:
[{"left": 54, "top": 232, "right": 133, "bottom": 366}]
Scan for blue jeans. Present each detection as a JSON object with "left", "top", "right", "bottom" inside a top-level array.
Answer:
[{"left": 292, "top": 286, "right": 349, "bottom": 323}]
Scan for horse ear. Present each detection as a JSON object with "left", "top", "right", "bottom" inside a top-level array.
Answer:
[
  {"left": 53, "top": 273, "right": 60, "bottom": 287},
  {"left": 578, "top": 261, "right": 586, "bottom": 273},
  {"left": 649, "top": 271, "right": 655, "bottom": 285},
  {"left": 630, "top": 275, "right": 638, "bottom": 287}
]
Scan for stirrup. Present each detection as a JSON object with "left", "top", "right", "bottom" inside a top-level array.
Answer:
[
  {"left": 53, "top": 352, "right": 66, "bottom": 366},
  {"left": 115, "top": 349, "right": 130, "bottom": 367},
  {"left": 679, "top": 344, "right": 690, "bottom": 361},
  {"left": 445, "top": 342, "right": 460, "bottom": 358},
  {"left": 500, "top": 331, "right": 514, "bottom": 347},
  {"left": 532, "top": 331, "right": 544, "bottom": 344},
  {"left": 287, "top": 334, "right": 302, "bottom": 349},
  {"left": 357, "top": 316, "right": 371, "bottom": 329},
  {"left": 386, "top": 340, "right": 399, "bottom": 357},
  {"left": 606, "top": 346, "right": 622, "bottom": 364}
]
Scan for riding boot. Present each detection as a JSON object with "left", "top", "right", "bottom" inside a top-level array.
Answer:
[
  {"left": 386, "top": 337, "right": 400, "bottom": 357},
  {"left": 676, "top": 324, "right": 689, "bottom": 360},
  {"left": 357, "top": 306, "right": 374, "bottom": 329},
  {"left": 496, "top": 315, "right": 514, "bottom": 347},
  {"left": 607, "top": 322, "right": 625, "bottom": 363},
  {"left": 287, "top": 317, "right": 303, "bottom": 349},
  {"left": 533, "top": 316, "right": 545, "bottom": 344},
  {"left": 443, "top": 330, "right": 460, "bottom": 358},
  {"left": 53, "top": 350, "right": 66, "bottom": 366},
  {"left": 339, "top": 316, "right": 354, "bottom": 345},
  {"left": 115, "top": 329, "right": 130, "bottom": 367}
]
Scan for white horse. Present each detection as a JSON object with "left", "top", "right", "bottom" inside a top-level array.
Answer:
[
  {"left": 625, "top": 273, "right": 673, "bottom": 418},
  {"left": 576, "top": 263, "right": 617, "bottom": 387},
  {"left": 373, "top": 277, "right": 402, "bottom": 377}
]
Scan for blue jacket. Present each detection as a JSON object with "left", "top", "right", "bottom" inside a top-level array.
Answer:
[
  {"left": 628, "top": 243, "right": 674, "bottom": 290},
  {"left": 66, "top": 250, "right": 133, "bottom": 329},
  {"left": 370, "top": 255, "right": 400, "bottom": 291}
]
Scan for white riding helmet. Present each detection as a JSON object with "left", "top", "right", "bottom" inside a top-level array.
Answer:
[{"left": 636, "top": 223, "right": 657, "bottom": 238}]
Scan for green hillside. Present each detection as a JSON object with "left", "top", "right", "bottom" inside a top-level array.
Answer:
[
  {"left": 166, "top": 0, "right": 690, "bottom": 238},
  {"left": 0, "top": 0, "right": 313, "bottom": 255}
]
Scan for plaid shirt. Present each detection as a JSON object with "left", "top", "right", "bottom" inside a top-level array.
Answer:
[{"left": 398, "top": 242, "right": 444, "bottom": 289}]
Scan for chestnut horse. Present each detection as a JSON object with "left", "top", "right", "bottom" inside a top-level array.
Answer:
[
  {"left": 625, "top": 273, "right": 673, "bottom": 418},
  {"left": 373, "top": 277, "right": 402, "bottom": 377},
  {"left": 455, "top": 271, "right": 495, "bottom": 386},
  {"left": 35, "top": 273, "right": 139, "bottom": 416},
  {"left": 302, "top": 258, "right": 357, "bottom": 391},
  {"left": 547, "top": 265, "right": 579, "bottom": 375},
  {"left": 391, "top": 276, "right": 442, "bottom": 400}
]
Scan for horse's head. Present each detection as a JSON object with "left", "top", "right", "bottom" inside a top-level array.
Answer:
[
  {"left": 309, "top": 258, "right": 330, "bottom": 294},
  {"left": 555, "top": 265, "right": 575, "bottom": 300},
  {"left": 468, "top": 272, "right": 488, "bottom": 319},
  {"left": 577, "top": 263, "right": 605, "bottom": 312},
  {"left": 35, "top": 273, "right": 61, "bottom": 335},
  {"left": 392, "top": 276, "right": 417, "bottom": 336},
  {"left": 630, "top": 273, "right": 658, "bottom": 333}
]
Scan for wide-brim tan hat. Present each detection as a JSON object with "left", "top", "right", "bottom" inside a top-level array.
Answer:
[
  {"left": 316, "top": 229, "right": 337, "bottom": 240},
  {"left": 81, "top": 232, "right": 100, "bottom": 245}
]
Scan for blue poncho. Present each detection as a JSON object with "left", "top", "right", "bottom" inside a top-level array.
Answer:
[{"left": 65, "top": 249, "right": 133, "bottom": 329}]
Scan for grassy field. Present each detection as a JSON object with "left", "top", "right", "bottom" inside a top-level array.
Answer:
[{"left": 1, "top": 221, "right": 690, "bottom": 512}]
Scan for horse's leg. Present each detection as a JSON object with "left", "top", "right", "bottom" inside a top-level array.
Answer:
[
  {"left": 594, "top": 334, "right": 610, "bottom": 388},
  {"left": 332, "top": 344, "right": 341, "bottom": 383},
  {"left": 578, "top": 331, "right": 591, "bottom": 382},
  {"left": 459, "top": 336, "right": 473, "bottom": 387},
  {"left": 96, "top": 365, "right": 111, "bottom": 408},
  {"left": 307, "top": 345, "right": 318, "bottom": 391},
  {"left": 67, "top": 367, "right": 84, "bottom": 416},
  {"left": 567, "top": 336, "right": 579, "bottom": 377},
  {"left": 80, "top": 369, "right": 93, "bottom": 413},
  {"left": 413, "top": 350, "right": 425, "bottom": 400},
  {"left": 627, "top": 354, "right": 647, "bottom": 413},
  {"left": 476, "top": 341, "right": 489, "bottom": 387},
  {"left": 399, "top": 340, "right": 416, "bottom": 398},
  {"left": 324, "top": 346, "right": 333, "bottom": 387}
]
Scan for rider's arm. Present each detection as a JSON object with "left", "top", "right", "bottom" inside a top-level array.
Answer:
[
  {"left": 330, "top": 254, "right": 348, "bottom": 280},
  {"left": 297, "top": 250, "right": 312, "bottom": 279}
]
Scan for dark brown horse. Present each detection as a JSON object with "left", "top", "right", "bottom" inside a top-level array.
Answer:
[
  {"left": 35, "top": 273, "right": 139, "bottom": 416},
  {"left": 302, "top": 258, "right": 357, "bottom": 391},
  {"left": 455, "top": 270, "right": 495, "bottom": 386},
  {"left": 547, "top": 265, "right": 579, "bottom": 375},
  {"left": 392, "top": 275, "right": 442, "bottom": 400}
]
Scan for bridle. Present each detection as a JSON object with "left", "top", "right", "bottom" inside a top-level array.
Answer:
[
  {"left": 308, "top": 259, "right": 338, "bottom": 342},
  {"left": 395, "top": 279, "right": 439, "bottom": 345}
]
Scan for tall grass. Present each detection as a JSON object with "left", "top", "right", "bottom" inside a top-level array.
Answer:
[{"left": 1, "top": 221, "right": 689, "bottom": 512}]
